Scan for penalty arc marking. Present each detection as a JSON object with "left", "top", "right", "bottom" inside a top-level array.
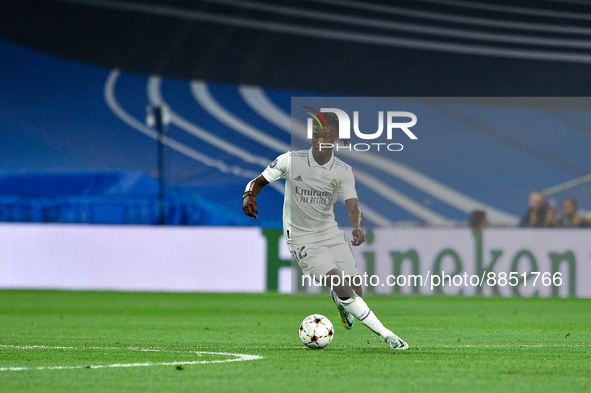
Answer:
[{"left": 0, "top": 345, "right": 263, "bottom": 371}]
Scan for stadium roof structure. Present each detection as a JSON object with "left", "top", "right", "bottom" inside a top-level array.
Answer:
[{"left": 3, "top": 0, "right": 591, "bottom": 96}]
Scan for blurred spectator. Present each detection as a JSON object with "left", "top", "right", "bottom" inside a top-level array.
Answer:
[
  {"left": 469, "top": 210, "right": 488, "bottom": 229},
  {"left": 545, "top": 204, "right": 557, "bottom": 227},
  {"left": 554, "top": 197, "right": 589, "bottom": 228},
  {"left": 520, "top": 190, "right": 553, "bottom": 227}
]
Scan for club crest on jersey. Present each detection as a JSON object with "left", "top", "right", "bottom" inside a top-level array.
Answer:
[{"left": 329, "top": 179, "right": 337, "bottom": 188}]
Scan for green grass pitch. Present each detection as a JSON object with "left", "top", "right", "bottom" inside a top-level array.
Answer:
[{"left": 0, "top": 290, "right": 589, "bottom": 392}]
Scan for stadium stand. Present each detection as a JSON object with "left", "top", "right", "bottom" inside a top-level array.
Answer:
[
  {"left": 1, "top": 38, "right": 590, "bottom": 227},
  {"left": 0, "top": 172, "right": 251, "bottom": 225}
]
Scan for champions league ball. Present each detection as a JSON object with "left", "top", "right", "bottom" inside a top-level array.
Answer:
[{"left": 299, "top": 314, "right": 334, "bottom": 349}]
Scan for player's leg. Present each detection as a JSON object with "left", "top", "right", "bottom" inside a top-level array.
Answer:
[
  {"left": 328, "top": 272, "right": 361, "bottom": 329},
  {"left": 325, "top": 233, "right": 360, "bottom": 330},
  {"left": 325, "top": 234, "right": 358, "bottom": 330},
  {"left": 327, "top": 236, "right": 409, "bottom": 350},
  {"left": 292, "top": 238, "right": 357, "bottom": 330},
  {"left": 326, "top": 268, "right": 408, "bottom": 350},
  {"left": 324, "top": 269, "right": 383, "bottom": 335},
  {"left": 327, "top": 231, "right": 363, "bottom": 330},
  {"left": 351, "top": 279, "right": 362, "bottom": 297},
  {"left": 293, "top": 235, "right": 408, "bottom": 350}
]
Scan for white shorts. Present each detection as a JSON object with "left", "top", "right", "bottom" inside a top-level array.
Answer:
[{"left": 289, "top": 231, "right": 359, "bottom": 280}]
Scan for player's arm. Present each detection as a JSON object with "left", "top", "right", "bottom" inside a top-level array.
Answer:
[
  {"left": 242, "top": 175, "right": 270, "bottom": 219},
  {"left": 345, "top": 198, "right": 365, "bottom": 246}
]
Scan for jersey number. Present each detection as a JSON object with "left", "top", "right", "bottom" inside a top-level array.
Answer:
[{"left": 291, "top": 246, "right": 307, "bottom": 262}]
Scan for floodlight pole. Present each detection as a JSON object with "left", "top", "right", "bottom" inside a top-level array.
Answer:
[
  {"left": 147, "top": 105, "right": 166, "bottom": 225},
  {"left": 154, "top": 106, "right": 166, "bottom": 225},
  {"left": 146, "top": 104, "right": 169, "bottom": 225}
]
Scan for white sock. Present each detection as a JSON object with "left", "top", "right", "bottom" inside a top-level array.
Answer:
[{"left": 341, "top": 295, "right": 393, "bottom": 338}]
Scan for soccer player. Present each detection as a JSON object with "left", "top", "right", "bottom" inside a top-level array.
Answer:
[{"left": 242, "top": 112, "right": 408, "bottom": 351}]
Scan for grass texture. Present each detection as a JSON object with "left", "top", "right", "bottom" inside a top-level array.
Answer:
[{"left": 0, "top": 290, "right": 589, "bottom": 392}]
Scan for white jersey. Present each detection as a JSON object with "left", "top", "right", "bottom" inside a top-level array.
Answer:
[{"left": 261, "top": 148, "right": 358, "bottom": 244}]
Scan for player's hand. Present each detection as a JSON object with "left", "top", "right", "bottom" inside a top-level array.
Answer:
[
  {"left": 242, "top": 195, "right": 259, "bottom": 218},
  {"left": 351, "top": 228, "right": 365, "bottom": 246}
]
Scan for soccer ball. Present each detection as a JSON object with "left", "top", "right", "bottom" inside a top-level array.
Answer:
[{"left": 299, "top": 314, "right": 334, "bottom": 349}]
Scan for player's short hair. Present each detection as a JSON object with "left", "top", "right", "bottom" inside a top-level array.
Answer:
[{"left": 322, "top": 112, "right": 339, "bottom": 134}]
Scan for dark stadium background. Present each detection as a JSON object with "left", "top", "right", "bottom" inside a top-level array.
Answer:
[{"left": 4, "top": 0, "right": 591, "bottom": 96}]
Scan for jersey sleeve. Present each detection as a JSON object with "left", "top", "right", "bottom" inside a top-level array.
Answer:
[
  {"left": 339, "top": 167, "right": 358, "bottom": 201},
  {"left": 261, "top": 152, "right": 289, "bottom": 183}
]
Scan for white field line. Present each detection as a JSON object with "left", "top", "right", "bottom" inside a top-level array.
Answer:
[
  {"left": 36, "top": 343, "right": 579, "bottom": 350},
  {"left": 0, "top": 345, "right": 262, "bottom": 371}
]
